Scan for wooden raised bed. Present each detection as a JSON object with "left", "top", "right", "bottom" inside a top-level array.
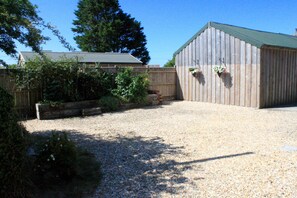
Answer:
[
  {"left": 36, "top": 100, "right": 101, "bottom": 120},
  {"left": 36, "top": 94, "right": 161, "bottom": 120}
]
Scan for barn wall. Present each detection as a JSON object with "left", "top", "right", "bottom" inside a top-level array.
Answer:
[
  {"left": 260, "top": 47, "right": 297, "bottom": 107},
  {"left": 175, "top": 27, "right": 261, "bottom": 107}
]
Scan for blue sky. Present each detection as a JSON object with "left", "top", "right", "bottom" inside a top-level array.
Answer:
[{"left": 1, "top": 0, "right": 297, "bottom": 66}]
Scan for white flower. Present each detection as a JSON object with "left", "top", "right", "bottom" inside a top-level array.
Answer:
[
  {"left": 57, "top": 137, "right": 60, "bottom": 141},
  {"left": 213, "top": 65, "right": 226, "bottom": 73},
  {"left": 50, "top": 154, "right": 55, "bottom": 161}
]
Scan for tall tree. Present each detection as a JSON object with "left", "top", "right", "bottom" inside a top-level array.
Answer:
[
  {"left": 0, "top": 0, "right": 74, "bottom": 66},
  {"left": 72, "top": 0, "right": 150, "bottom": 64}
]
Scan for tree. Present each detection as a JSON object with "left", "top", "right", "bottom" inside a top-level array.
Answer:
[
  {"left": 0, "top": 0, "right": 74, "bottom": 66},
  {"left": 164, "top": 56, "right": 175, "bottom": 67},
  {"left": 72, "top": 0, "right": 150, "bottom": 64}
]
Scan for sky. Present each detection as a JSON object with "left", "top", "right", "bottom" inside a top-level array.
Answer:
[{"left": 1, "top": 0, "right": 297, "bottom": 66}]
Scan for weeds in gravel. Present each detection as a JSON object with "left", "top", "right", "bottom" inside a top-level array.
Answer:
[{"left": 29, "top": 132, "right": 101, "bottom": 197}]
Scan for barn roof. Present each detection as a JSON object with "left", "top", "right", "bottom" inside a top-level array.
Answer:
[
  {"left": 174, "top": 22, "right": 297, "bottom": 55},
  {"left": 19, "top": 51, "right": 142, "bottom": 64}
]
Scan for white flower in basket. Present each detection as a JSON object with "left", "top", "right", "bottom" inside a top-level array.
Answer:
[
  {"left": 189, "top": 68, "right": 201, "bottom": 76},
  {"left": 212, "top": 65, "right": 226, "bottom": 77}
]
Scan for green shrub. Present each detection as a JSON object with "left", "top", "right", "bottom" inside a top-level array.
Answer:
[
  {"left": 129, "top": 74, "right": 150, "bottom": 103},
  {"left": 15, "top": 58, "right": 116, "bottom": 103},
  {"left": 99, "top": 96, "right": 120, "bottom": 111},
  {"left": 0, "top": 87, "right": 101, "bottom": 196},
  {"left": 77, "top": 68, "right": 115, "bottom": 100},
  {"left": 15, "top": 57, "right": 80, "bottom": 102},
  {"left": 33, "top": 133, "right": 77, "bottom": 185},
  {"left": 32, "top": 132, "right": 101, "bottom": 196},
  {"left": 0, "top": 87, "right": 32, "bottom": 197},
  {"left": 112, "top": 67, "right": 149, "bottom": 103}
]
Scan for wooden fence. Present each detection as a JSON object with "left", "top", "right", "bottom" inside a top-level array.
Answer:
[
  {"left": 101, "top": 67, "right": 176, "bottom": 100},
  {"left": 0, "top": 67, "right": 176, "bottom": 117},
  {"left": 0, "top": 69, "right": 41, "bottom": 117}
]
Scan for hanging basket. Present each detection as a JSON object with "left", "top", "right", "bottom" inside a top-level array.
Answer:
[
  {"left": 213, "top": 65, "right": 226, "bottom": 78},
  {"left": 189, "top": 68, "right": 201, "bottom": 76}
]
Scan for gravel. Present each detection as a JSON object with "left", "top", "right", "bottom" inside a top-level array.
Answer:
[{"left": 23, "top": 101, "right": 297, "bottom": 197}]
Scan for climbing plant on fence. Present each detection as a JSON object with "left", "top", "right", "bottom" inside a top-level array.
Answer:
[
  {"left": 15, "top": 57, "right": 115, "bottom": 103},
  {"left": 15, "top": 59, "right": 149, "bottom": 105}
]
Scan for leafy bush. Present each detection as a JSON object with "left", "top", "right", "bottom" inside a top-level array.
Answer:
[
  {"left": 33, "top": 133, "right": 77, "bottom": 185},
  {"left": 0, "top": 87, "right": 101, "bottom": 196},
  {"left": 77, "top": 67, "right": 115, "bottom": 100},
  {"left": 0, "top": 87, "right": 31, "bottom": 197},
  {"left": 15, "top": 57, "right": 78, "bottom": 102},
  {"left": 112, "top": 67, "right": 149, "bottom": 103},
  {"left": 99, "top": 96, "right": 120, "bottom": 111},
  {"left": 32, "top": 132, "right": 101, "bottom": 196},
  {"left": 129, "top": 74, "right": 150, "bottom": 103},
  {"left": 15, "top": 58, "right": 115, "bottom": 103}
]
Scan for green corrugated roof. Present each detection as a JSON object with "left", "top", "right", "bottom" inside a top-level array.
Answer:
[{"left": 174, "top": 22, "right": 297, "bottom": 56}]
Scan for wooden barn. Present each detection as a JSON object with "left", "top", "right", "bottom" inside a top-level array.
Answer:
[{"left": 174, "top": 22, "right": 297, "bottom": 108}]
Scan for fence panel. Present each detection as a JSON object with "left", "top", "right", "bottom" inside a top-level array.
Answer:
[
  {"left": 0, "top": 67, "right": 176, "bottom": 117},
  {"left": 0, "top": 69, "right": 41, "bottom": 117}
]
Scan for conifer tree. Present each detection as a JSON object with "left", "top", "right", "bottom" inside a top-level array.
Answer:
[{"left": 72, "top": 0, "right": 150, "bottom": 64}]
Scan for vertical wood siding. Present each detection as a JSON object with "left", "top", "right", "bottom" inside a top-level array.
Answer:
[
  {"left": 175, "top": 27, "right": 261, "bottom": 107},
  {"left": 260, "top": 47, "right": 297, "bottom": 107}
]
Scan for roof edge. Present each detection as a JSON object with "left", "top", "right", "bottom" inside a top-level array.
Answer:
[
  {"left": 19, "top": 51, "right": 142, "bottom": 63},
  {"left": 173, "top": 21, "right": 268, "bottom": 56},
  {"left": 126, "top": 53, "right": 142, "bottom": 63},
  {"left": 210, "top": 22, "right": 264, "bottom": 48},
  {"left": 173, "top": 22, "right": 210, "bottom": 56}
]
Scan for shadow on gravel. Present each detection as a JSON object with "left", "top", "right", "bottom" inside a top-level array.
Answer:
[
  {"left": 175, "top": 152, "right": 254, "bottom": 165},
  {"left": 33, "top": 130, "right": 192, "bottom": 197}
]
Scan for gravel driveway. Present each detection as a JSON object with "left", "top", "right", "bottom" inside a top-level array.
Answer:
[{"left": 23, "top": 101, "right": 297, "bottom": 197}]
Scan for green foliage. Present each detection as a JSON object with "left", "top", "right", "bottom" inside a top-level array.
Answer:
[
  {"left": 112, "top": 67, "right": 149, "bottom": 103},
  {"left": 32, "top": 132, "right": 101, "bottom": 196},
  {"left": 0, "top": 87, "right": 101, "bottom": 196},
  {"left": 0, "top": 87, "right": 32, "bottom": 197},
  {"left": 16, "top": 58, "right": 115, "bottom": 103},
  {"left": 77, "top": 67, "right": 115, "bottom": 101},
  {"left": 113, "top": 10, "right": 150, "bottom": 64},
  {"left": 164, "top": 56, "right": 175, "bottom": 67},
  {"left": 99, "top": 96, "right": 120, "bottom": 111},
  {"left": 72, "top": 0, "right": 150, "bottom": 64},
  {"left": 0, "top": 0, "right": 45, "bottom": 66},
  {"left": 33, "top": 133, "right": 77, "bottom": 185},
  {"left": 72, "top": 0, "right": 119, "bottom": 52},
  {"left": 7, "top": 64, "right": 18, "bottom": 69},
  {"left": 0, "top": 0, "right": 74, "bottom": 67}
]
